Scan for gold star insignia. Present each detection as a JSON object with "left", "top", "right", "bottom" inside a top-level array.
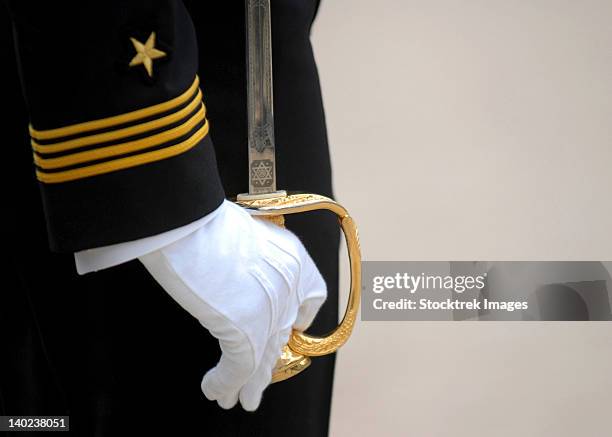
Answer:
[{"left": 128, "top": 32, "right": 167, "bottom": 77}]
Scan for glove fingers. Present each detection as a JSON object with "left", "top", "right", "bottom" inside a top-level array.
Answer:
[
  {"left": 201, "top": 335, "right": 257, "bottom": 406},
  {"left": 216, "top": 389, "right": 240, "bottom": 410},
  {"left": 238, "top": 331, "right": 283, "bottom": 411},
  {"left": 294, "top": 295, "right": 326, "bottom": 331},
  {"left": 294, "top": 254, "right": 327, "bottom": 331},
  {"left": 257, "top": 219, "right": 327, "bottom": 332},
  {"left": 202, "top": 365, "right": 244, "bottom": 409}
]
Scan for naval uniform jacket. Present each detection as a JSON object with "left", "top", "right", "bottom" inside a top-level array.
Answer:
[{"left": 1, "top": 1, "right": 340, "bottom": 435}]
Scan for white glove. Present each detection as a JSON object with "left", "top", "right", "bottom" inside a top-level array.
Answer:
[{"left": 137, "top": 199, "right": 327, "bottom": 411}]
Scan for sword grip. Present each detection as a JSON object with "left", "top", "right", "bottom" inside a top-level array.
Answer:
[{"left": 234, "top": 192, "right": 361, "bottom": 382}]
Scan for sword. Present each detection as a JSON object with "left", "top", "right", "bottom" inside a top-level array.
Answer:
[{"left": 235, "top": 0, "right": 361, "bottom": 383}]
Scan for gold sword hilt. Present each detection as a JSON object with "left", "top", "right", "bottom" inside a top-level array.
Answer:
[{"left": 234, "top": 192, "right": 361, "bottom": 383}]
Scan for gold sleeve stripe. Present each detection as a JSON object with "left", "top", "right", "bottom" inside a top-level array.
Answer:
[
  {"left": 34, "top": 103, "right": 206, "bottom": 170},
  {"left": 31, "top": 89, "right": 203, "bottom": 154},
  {"left": 36, "top": 121, "right": 209, "bottom": 184},
  {"left": 29, "top": 76, "right": 200, "bottom": 140}
]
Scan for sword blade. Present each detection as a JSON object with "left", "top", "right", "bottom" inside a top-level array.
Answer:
[{"left": 246, "top": 0, "right": 276, "bottom": 194}]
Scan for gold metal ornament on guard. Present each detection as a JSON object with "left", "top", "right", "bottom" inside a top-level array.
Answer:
[{"left": 235, "top": 192, "right": 361, "bottom": 383}]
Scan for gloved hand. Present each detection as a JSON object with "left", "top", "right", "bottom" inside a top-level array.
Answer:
[{"left": 138, "top": 199, "right": 327, "bottom": 411}]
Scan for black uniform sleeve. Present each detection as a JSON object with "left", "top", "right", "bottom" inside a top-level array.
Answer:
[{"left": 6, "top": 0, "right": 226, "bottom": 252}]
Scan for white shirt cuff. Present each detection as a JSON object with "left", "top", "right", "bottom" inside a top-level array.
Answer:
[{"left": 73, "top": 199, "right": 228, "bottom": 275}]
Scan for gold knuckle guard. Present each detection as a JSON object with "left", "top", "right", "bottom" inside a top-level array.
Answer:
[{"left": 234, "top": 193, "right": 361, "bottom": 383}]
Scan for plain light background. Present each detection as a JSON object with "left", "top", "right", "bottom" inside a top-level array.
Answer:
[{"left": 310, "top": 1, "right": 612, "bottom": 436}]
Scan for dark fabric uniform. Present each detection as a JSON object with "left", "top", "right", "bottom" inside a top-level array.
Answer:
[{"left": 1, "top": 1, "right": 340, "bottom": 435}]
